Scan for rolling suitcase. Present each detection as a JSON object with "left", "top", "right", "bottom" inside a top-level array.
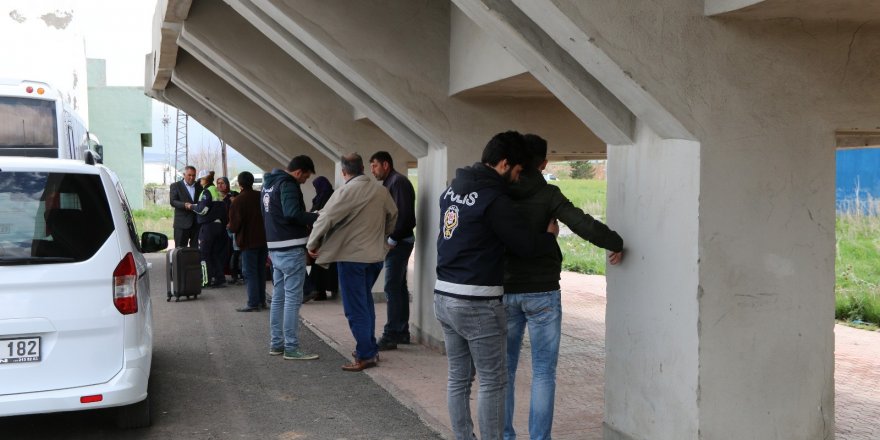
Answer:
[{"left": 166, "top": 247, "right": 202, "bottom": 302}]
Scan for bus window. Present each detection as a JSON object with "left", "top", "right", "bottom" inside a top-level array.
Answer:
[{"left": 0, "top": 97, "right": 58, "bottom": 157}]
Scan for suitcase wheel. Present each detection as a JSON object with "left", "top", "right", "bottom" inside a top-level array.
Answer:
[
  {"left": 166, "top": 297, "right": 171, "bottom": 302},
  {"left": 175, "top": 297, "right": 180, "bottom": 302}
]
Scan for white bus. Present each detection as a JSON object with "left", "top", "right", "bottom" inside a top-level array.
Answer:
[{"left": 0, "top": 79, "right": 97, "bottom": 161}]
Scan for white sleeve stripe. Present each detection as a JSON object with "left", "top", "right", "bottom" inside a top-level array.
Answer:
[
  {"left": 267, "top": 237, "right": 309, "bottom": 248},
  {"left": 434, "top": 280, "right": 503, "bottom": 296}
]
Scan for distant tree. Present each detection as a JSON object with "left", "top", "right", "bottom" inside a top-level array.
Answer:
[
  {"left": 190, "top": 143, "right": 222, "bottom": 174},
  {"left": 569, "top": 160, "right": 595, "bottom": 179}
]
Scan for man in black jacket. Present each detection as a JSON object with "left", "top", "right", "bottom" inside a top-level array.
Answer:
[
  {"left": 502, "top": 134, "right": 624, "bottom": 440},
  {"left": 434, "top": 131, "right": 559, "bottom": 440},
  {"left": 169, "top": 165, "right": 202, "bottom": 247},
  {"left": 369, "top": 151, "right": 416, "bottom": 350}
]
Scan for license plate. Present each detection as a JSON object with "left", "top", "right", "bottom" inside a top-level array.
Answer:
[{"left": 0, "top": 337, "right": 41, "bottom": 364}]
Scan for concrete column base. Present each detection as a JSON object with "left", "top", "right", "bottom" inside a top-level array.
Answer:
[
  {"left": 410, "top": 322, "right": 447, "bottom": 354},
  {"left": 603, "top": 423, "right": 637, "bottom": 440}
]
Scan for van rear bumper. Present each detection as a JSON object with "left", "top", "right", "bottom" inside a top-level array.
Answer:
[{"left": 0, "top": 363, "right": 149, "bottom": 417}]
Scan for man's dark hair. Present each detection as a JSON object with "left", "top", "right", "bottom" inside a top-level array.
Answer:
[
  {"left": 481, "top": 131, "right": 528, "bottom": 167},
  {"left": 238, "top": 171, "right": 254, "bottom": 189},
  {"left": 523, "top": 134, "right": 548, "bottom": 171},
  {"left": 184, "top": 165, "right": 196, "bottom": 173},
  {"left": 287, "top": 155, "right": 316, "bottom": 173},
  {"left": 340, "top": 153, "right": 365, "bottom": 176},
  {"left": 369, "top": 151, "right": 394, "bottom": 168}
]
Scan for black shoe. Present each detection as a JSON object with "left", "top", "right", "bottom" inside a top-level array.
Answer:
[
  {"left": 302, "top": 290, "right": 318, "bottom": 304},
  {"left": 313, "top": 292, "right": 328, "bottom": 301},
  {"left": 377, "top": 338, "right": 398, "bottom": 351},
  {"left": 261, "top": 301, "right": 269, "bottom": 310},
  {"left": 397, "top": 334, "right": 411, "bottom": 345},
  {"left": 236, "top": 306, "right": 260, "bottom": 312}
]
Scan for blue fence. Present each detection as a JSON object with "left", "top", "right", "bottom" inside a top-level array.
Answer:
[{"left": 837, "top": 148, "right": 880, "bottom": 215}]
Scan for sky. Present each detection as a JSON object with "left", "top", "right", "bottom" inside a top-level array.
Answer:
[{"left": 71, "top": 0, "right": 259, "bottom": 177}]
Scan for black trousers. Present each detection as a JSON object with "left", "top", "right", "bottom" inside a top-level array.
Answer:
[
  {"left": 198, "top": 222, "right": 227, "bottom": 284},
  {"left": 174, "top": 225, "right": 199, "bottom": 248}
]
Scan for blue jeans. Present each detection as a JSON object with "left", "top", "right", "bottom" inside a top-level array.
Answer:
[
  {"left": 337, "top": 261, "right": 383, "bottom": 360},
  {"left": 268, "top": 247, "right": 307, "bottom": 351},
  {"left": 241, "top": 247, "right": 268, "bottom": 308},
  {"left": 503, "top": 290, "right": 562, "bottom": 440},
  {"left": 382, "top": 239, "right": 414, "bottom": 341},
  {"left": 434, "top": 294, "right": 507, "bottom": 440}
]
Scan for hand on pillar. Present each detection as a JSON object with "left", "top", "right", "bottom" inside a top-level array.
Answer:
[{"left": 608, "top": 250, "right": 624, "bottom": 265}]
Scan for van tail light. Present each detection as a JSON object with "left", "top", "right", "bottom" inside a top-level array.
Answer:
[
  {"left": 113, "top": 253, "right": 138, "bottom": 315},
  {"left": 80, "top": 394, "right": 103, "bottom": 404}
]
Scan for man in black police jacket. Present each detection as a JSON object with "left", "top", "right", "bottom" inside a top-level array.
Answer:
[{"left": 433, "top": 131, "right": 559, "bottom": 440}]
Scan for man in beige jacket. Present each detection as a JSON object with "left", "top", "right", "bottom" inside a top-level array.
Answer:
[{"left": 307, "top": 153, "right": 398, "bottom": 371}]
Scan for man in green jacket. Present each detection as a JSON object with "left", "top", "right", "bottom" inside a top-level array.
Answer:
[{"left": 502, "top": 134, "right": 624, "bottom": 440}]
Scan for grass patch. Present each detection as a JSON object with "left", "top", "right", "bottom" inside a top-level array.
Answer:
[
  {"left": 133, "top": 204, "right": 174, "bottom": 238},
  {"left": 559, "top": 235, "right": 608, "bottom": 275},
  {"left": 552, "top": 179, "right": 610, "bottom": 275},
  {"left": 552, "top": 180, "right": 607, "bottom": 220},
  {"left": 835, "top": 213, "right": 880, "bottom": 326}
]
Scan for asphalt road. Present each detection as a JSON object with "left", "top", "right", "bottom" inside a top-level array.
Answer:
[{"left": 0, "top": 253, "right": 442, "bottom": 440}]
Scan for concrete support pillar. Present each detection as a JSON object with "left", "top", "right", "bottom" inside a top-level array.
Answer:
[
  {"left": 412, "top": 145, "right": 450, "bottom": 349},
  {"left": 605, "top": 122, "right": 700, "bottom": 439},
  {"left": 696, "top": 124, "right": 836, "bottom": 439},
  {"left": 604, "top": 121, "right": 835, "bottom": 439}
]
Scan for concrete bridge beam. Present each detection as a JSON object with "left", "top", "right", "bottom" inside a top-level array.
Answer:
[
  {"left": 152, "top": 85, "right": 283, "bottom": 173},
  {"left": 179, "top": 0, "right": 414, "bottom": 169}
]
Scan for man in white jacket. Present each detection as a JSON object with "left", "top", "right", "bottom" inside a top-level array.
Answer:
[{"left": 307, "top": 153, "right": 397, "bottom": 372}]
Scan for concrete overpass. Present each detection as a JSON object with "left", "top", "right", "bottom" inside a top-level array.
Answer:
[{"left": 146, "top": 1, "right": 880, "bottom": 438}]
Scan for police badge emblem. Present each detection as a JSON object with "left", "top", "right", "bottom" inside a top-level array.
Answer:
[{"left": 442, "top": 205, "right": 459, "bottom": 239}]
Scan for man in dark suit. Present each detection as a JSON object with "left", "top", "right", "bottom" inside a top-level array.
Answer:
[{"left": 169, "top": 165, "right": 202, "bottom": 247}]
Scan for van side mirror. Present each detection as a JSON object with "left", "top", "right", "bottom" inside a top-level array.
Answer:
[{"left": 141, "top": 232, "right": 168, "bottom": 253}]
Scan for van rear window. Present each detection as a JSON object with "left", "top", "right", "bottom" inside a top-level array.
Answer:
[{"left": 0, "top": 172, "right": 113, "bottom": 264}]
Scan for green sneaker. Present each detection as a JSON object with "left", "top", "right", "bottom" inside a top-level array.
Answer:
[
  {"left": 283, "top": 349, "right": 319, "bottom": 360},
  {"left": 269, "top": 347, "right": 283, "bottom": 356}
]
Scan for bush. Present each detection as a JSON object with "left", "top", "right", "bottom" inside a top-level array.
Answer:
[{"left": 569, "top": 161, "right": 595, "bottom": 179}]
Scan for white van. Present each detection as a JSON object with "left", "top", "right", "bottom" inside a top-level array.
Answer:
[{"left": 0, "top": 157, "right": 167, "bottom": 428}]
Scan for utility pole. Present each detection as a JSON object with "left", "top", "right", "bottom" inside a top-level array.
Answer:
[{"left": 174, "top": 109, "right": 188, "bottom": 178}]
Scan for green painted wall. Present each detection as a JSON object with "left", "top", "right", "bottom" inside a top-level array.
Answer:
[{"left": 87, "top": 59, "right": 151, "bottom": 209}]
